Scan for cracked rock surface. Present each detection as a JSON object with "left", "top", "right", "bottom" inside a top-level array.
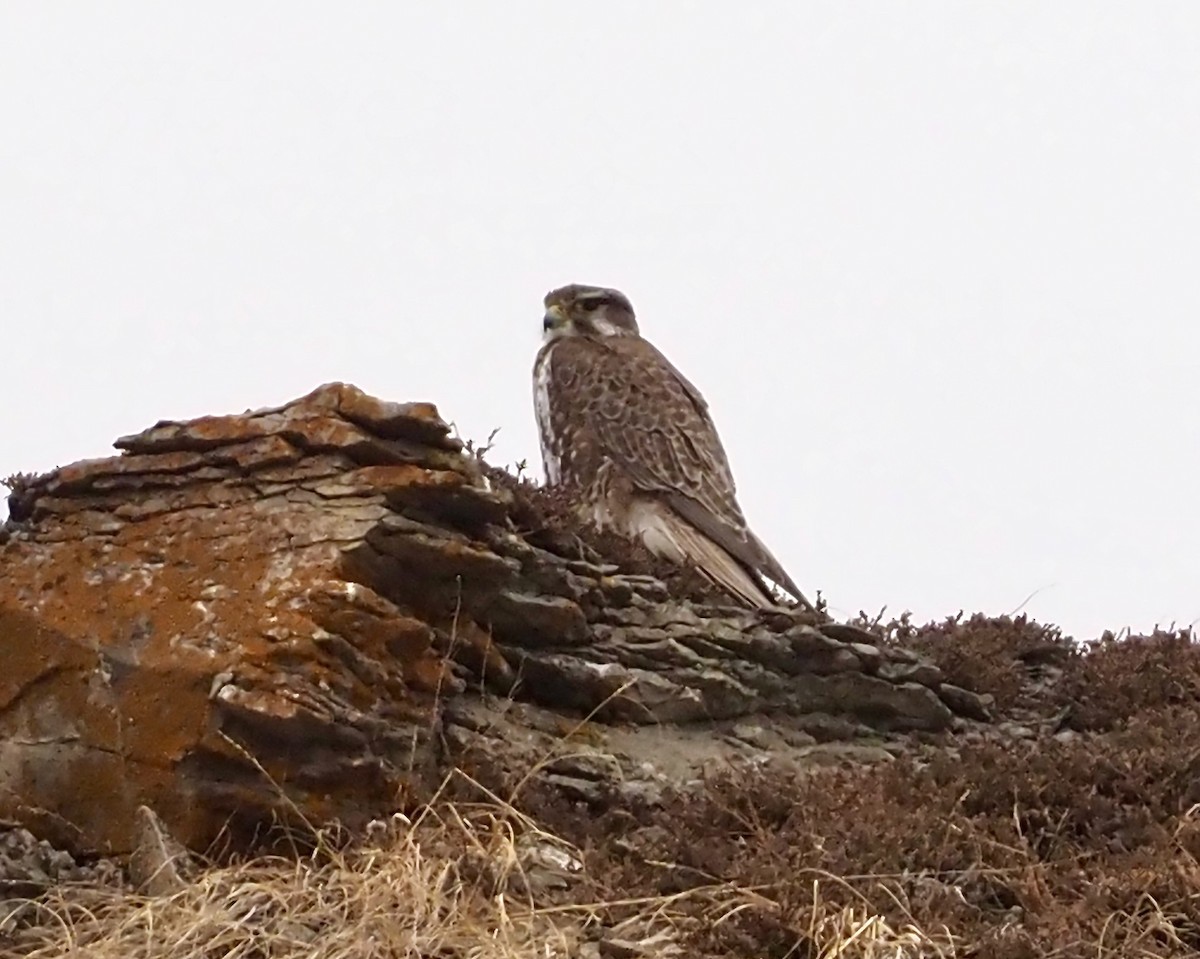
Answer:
[{"left": 0, "top": 383, "right": 990, "bottom": 856}]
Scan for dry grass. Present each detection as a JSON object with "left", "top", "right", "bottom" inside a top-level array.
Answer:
[
  {"left": 9, "top": 798, "right": 598, "bottom": 959},
  {"left": 13, "top": 753, "right": 1200, "bottom": 958},
  {"left": 2, "top": 782, "right": 955, "bottom": 959}
]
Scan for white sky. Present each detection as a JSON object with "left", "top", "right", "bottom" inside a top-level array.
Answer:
[{"left": 1, "top": 4, "right": 1196, "bottom": 640}]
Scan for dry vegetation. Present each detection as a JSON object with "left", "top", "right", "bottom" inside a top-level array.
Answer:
[
  {"left": 1, "top": 776, "right": 977, "bottom": 959},
  {"left": 6, "top": 628, "right": 1198, "bottom": 957},
  {"left": 4, "top": 471, "right": 1199, "bottom": 957},
  {"left": 508, "top": 622, "right": 1200, "bottom": 959}
]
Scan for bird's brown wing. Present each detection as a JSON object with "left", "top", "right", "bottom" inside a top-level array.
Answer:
[{"left": 551, "top": 335, "right": 807, "bottom": 606}]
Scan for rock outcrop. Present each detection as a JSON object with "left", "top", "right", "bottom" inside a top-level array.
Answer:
[{"left": 0, "top": 384, "right": 990, "bottom": 856}]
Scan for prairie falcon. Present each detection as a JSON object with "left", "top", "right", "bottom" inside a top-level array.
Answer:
[{"left": 533, "top": 283, "right": 810, "bottom": 609}]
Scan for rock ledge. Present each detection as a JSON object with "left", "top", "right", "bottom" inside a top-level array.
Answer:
[{"left": 0, "top": 384, "right": 990, "bottom": 854}]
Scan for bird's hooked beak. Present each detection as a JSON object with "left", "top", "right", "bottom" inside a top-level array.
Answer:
[{"left": 543, "top": 303, "right": 568, "bottom": 335}]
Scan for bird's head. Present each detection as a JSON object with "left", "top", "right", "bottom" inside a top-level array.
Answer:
[{"left": 542, "top": 284, "right": 639, "bottom": 342}]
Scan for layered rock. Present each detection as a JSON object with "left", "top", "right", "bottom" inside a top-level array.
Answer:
[{"left": 0, "top": 384, "right": 990, "bottom": 856}]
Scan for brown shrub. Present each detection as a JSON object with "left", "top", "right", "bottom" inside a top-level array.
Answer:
[
  {"left": 888, "top": 613, "right": 1077, "bottom": 712},
  {"left": 521, "top": 699, "right": 1200, "bottom": 957},
  {"left": 1060, "top": 629, "right": 1200, "bottom": 731}
]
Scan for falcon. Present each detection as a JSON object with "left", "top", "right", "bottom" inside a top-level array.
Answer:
[{"left": 533, "top": 283, "right": 811, "bottom": 609}]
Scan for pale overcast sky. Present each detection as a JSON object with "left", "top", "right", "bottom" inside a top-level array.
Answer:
[{"left": 2, "top": 5, "right": 1196, "bottom": 639}]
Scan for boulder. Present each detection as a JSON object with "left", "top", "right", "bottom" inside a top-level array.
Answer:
[{"left": 0, "top": 384, "right": 990, "bottom": 856}]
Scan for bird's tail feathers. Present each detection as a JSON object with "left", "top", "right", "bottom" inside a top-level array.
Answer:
[{"left": 746, "top": 532, "right": 815, "bottom": 611}]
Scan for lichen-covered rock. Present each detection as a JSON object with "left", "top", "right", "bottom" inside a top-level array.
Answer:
[
  {"left": 0, "top": 384, "right": 474, "bottom": 854},
  {"left": 0, "top": 383, "right": 991, "bottom": 857}
]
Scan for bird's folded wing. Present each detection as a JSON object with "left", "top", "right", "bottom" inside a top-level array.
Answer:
[{"left": 579, "top": 337, "right": 805, "bottom": 603}]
